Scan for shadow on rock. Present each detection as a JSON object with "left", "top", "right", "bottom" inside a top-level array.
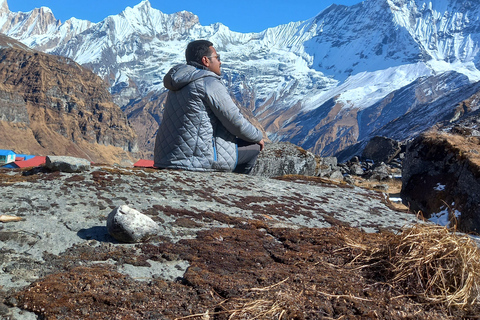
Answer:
[{"left": 77, "top": 226, "right": 117, "bottom": 243}]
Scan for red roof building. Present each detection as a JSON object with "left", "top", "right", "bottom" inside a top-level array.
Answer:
[{"left": 11, "top": 156, "right": 46, "bottom": 168}]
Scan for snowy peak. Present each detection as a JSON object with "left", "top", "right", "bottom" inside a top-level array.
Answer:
[
  {"left": 304, "top": 0, "right": 426, "bottom": 81},
  {"left": 305, "top": 0, "right": 480, "bottom": 80},
  {"left": 0, "top": 5, "right": 60, "bottom": 37},
  {"left": 0, "top": 0, "right": 8, "bottom": 15},
  {"left": 114, "top": 0, "right": 199, "bottom": 36},
  {"left": 0, "top": 0, "right": 93, "bottom": 51},
  {"left": 131, "top": 0, "right": 152, "bottom": 11},
  {"left": 386, "top": 0, "right": 480, "bottom": 64},
  {"left": 1, "top": 0, "right": 480, "bottom": 159}
]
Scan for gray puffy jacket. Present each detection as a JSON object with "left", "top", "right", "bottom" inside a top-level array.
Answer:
[{"left": 153, "top": 64, "right": 263, "bottom": 172}]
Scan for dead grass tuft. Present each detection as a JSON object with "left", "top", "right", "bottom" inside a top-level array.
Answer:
[
  {"left": 350, "top": 224, "right": 480, "bottom": 311},
  {"left": 175, "top": 278, "right": 293, "bottom": 320}
]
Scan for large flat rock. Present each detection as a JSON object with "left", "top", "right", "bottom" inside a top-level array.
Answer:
[{"left": 0, "top": 166, "right": 421, "bottom": 318}]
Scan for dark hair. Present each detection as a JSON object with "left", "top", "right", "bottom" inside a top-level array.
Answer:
[{"left": 185, "top": 40, "right": 213, "bottom": 64}]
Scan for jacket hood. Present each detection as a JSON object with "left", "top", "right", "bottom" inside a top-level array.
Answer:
[{"left": 163, "top": 64, "right": 220, "bottom": 91}]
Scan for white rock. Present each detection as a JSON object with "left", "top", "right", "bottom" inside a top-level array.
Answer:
[
  {"left": 46, "top": 156, "right": 91, "bottom": 173},
  {"left": 107, "top": 205, "right": 160, "bottom": 243}
]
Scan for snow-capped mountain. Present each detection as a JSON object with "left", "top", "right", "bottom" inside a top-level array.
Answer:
[
  {"left": 1, "top": 0, "right": 480, "bottom": 159},
  {"left": 0, "top": 0, "right": 93, "bottom": 51}
]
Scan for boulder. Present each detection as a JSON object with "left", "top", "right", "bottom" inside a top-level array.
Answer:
[
  {"left": 107, "top": 205, "right": 161, "bottom": 243},
  {"left": 0, "top": 160, "right": 428, "bottom": 319},
  {"left": 349, "top": 163, "right": 364, "bottom": 176},
  {"left": 362, "top": 136, "right": 401, "bottom": 164},
  {"left": 317, "top": 157, "right": 343, "bottom": 180},
  {"left": 327, "top": 170, "right": 345, "bottom": 181},
  {"left": 368, "top": 162, "right": 390, "bottom": 181},
  {"left": 46, "top": 156, "right": 91, "bottom": 173},
  {"left": 252, "top": 142, "right": 320, "bottom": 177},
  {"left": 401, "top": 131, "right": 480, "bottom": 233}
]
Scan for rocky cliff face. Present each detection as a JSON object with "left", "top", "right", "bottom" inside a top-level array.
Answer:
[
  {"left": 0, "top": 34, "right": 138, "bottom": 164},
  {"left": 401, "top": 130, "right": 480, "bottom": 233}
]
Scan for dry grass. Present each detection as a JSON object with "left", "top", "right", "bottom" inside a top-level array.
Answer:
[
  {"left": 422, "top": 131, "right": 480, "bottom": 176},
  {"left": 174, "top": 297, "right": 289, "bottom": 320},
  {"left": 352, "top": 176, "right": 409, "bottom": 211},
  {"left": 176, "top": 224, "right": 480, "bottom": 319},
  {"left": 175, "top": 279, "right": 293, "bottom": 320},
  {"left": 351, "top": 224, "right": 480, "bottom": 311},
  {"left": 391, "top": 225, "right": 480, "bottom": 309}
]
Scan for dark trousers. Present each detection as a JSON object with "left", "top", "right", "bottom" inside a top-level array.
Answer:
[{"left": 233, "top": 139, "right": 261, "bottom": 174}]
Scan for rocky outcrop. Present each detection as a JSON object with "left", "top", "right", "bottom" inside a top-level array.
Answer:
[
  {"left": 335, "top": 136, "right": 405, "bottom": 182},
  {"left": 251, "top": 141, "right": 403, "bottom": 185},
  {"left": 0, "top": 162, "right": 424, "bottom": 319},
  {"left": 45, "top": 155, "right": 91, "bottom": 173},
  {"left": 252, "top": 142, "right": 346, "bottom": 180},
  {"left": 362, "top": 136, "right": 402, "bottom": 164},
  {"left": 251, "top": 142, "right": 320, "bottom": 177},
  {"left": 0, "top": 35, "right": 138, "bottom": 165},
  {"left": 401, "top": 131, "right": 480, "bottom": 233},
  {"left": 0, "top": 90, "right": 29, "bottom": 124}
]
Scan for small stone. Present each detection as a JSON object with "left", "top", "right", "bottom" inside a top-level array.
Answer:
[
  {"left": 328, "top": 170, "right": 344, "bottom": 181},
  {"left": 369, "top": 162, "right": 390, "bottom": 181},
  {"left": 0, "top": 303, "right": 9, "bottom": 315},
  {"left": 350, "top": 156, "right": 360, "bottom": 163},
  {"left": 343, "top": 174, "right": 355, "bottom": 184},
  {"left": 349, "top": 163, "right": 364, "bottom": 176},
  {"left": 107, "top": 205, "right": 161, "bottom": 243}
]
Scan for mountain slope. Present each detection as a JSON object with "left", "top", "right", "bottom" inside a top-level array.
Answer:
[
  {"left": 0, "top": 34, "right": 138, "bottom": 164},
  {"left": 336, "top": 71, "right": 480, "bottom": 161},
  {"left": 1, "top": 0, "right": 480, "bottom": 160}
]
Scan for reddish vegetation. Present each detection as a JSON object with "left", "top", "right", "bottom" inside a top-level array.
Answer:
[{"left": 14, "top": 224, "right": 476, "bottom": 319}]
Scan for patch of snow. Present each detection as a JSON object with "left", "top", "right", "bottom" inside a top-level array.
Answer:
[
  {"left": 389, "top": 197, "right": 402, "bottom": 203},
  {"left": 429, "top": 204, "right": 461, "bottom": 228},
  {"left": 434, "top": 183, "right": 446, "bottom": 191}
]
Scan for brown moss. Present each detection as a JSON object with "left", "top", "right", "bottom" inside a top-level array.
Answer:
[
  {"left": 17, "top": 266, "right": 206, "bottom": 320},
  {"left": 13, "top": 226, "right": 470, "bottom": 319},
  {"left": 273, "top": 174, "right": 353, "bottom": 189}
]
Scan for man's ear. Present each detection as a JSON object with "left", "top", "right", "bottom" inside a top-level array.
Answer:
[{"left": 201, "top": 56, "right": 210, "bottom": 67}]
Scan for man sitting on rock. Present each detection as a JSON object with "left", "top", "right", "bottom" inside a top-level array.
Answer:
[{"left": 154, "top": 40, "right": 264, "bottom": 174}]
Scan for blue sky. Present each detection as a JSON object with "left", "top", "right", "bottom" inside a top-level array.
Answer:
[{"left": 7, "top": 0, "right": 363, "bottom": 33}]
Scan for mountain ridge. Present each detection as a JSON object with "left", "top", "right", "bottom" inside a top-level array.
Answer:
[
  {"left": 0, "top": 34, "right": 138, "bottom": 164},
  {"left": 1, "top": 0, "right": 480, "bottom": 160}
]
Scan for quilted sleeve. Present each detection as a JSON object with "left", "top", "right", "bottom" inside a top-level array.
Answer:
[{"left": 203, "top": 77, "right": 263, "bottom": 143}]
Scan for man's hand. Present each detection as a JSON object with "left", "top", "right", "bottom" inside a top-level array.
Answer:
[{"left": 258, "top": 139, "right": 265, "bottom": 151}]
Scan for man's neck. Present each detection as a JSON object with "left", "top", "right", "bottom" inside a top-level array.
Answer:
[{"left": 187, "top": 61, "right": 208, "bottom": 70}]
